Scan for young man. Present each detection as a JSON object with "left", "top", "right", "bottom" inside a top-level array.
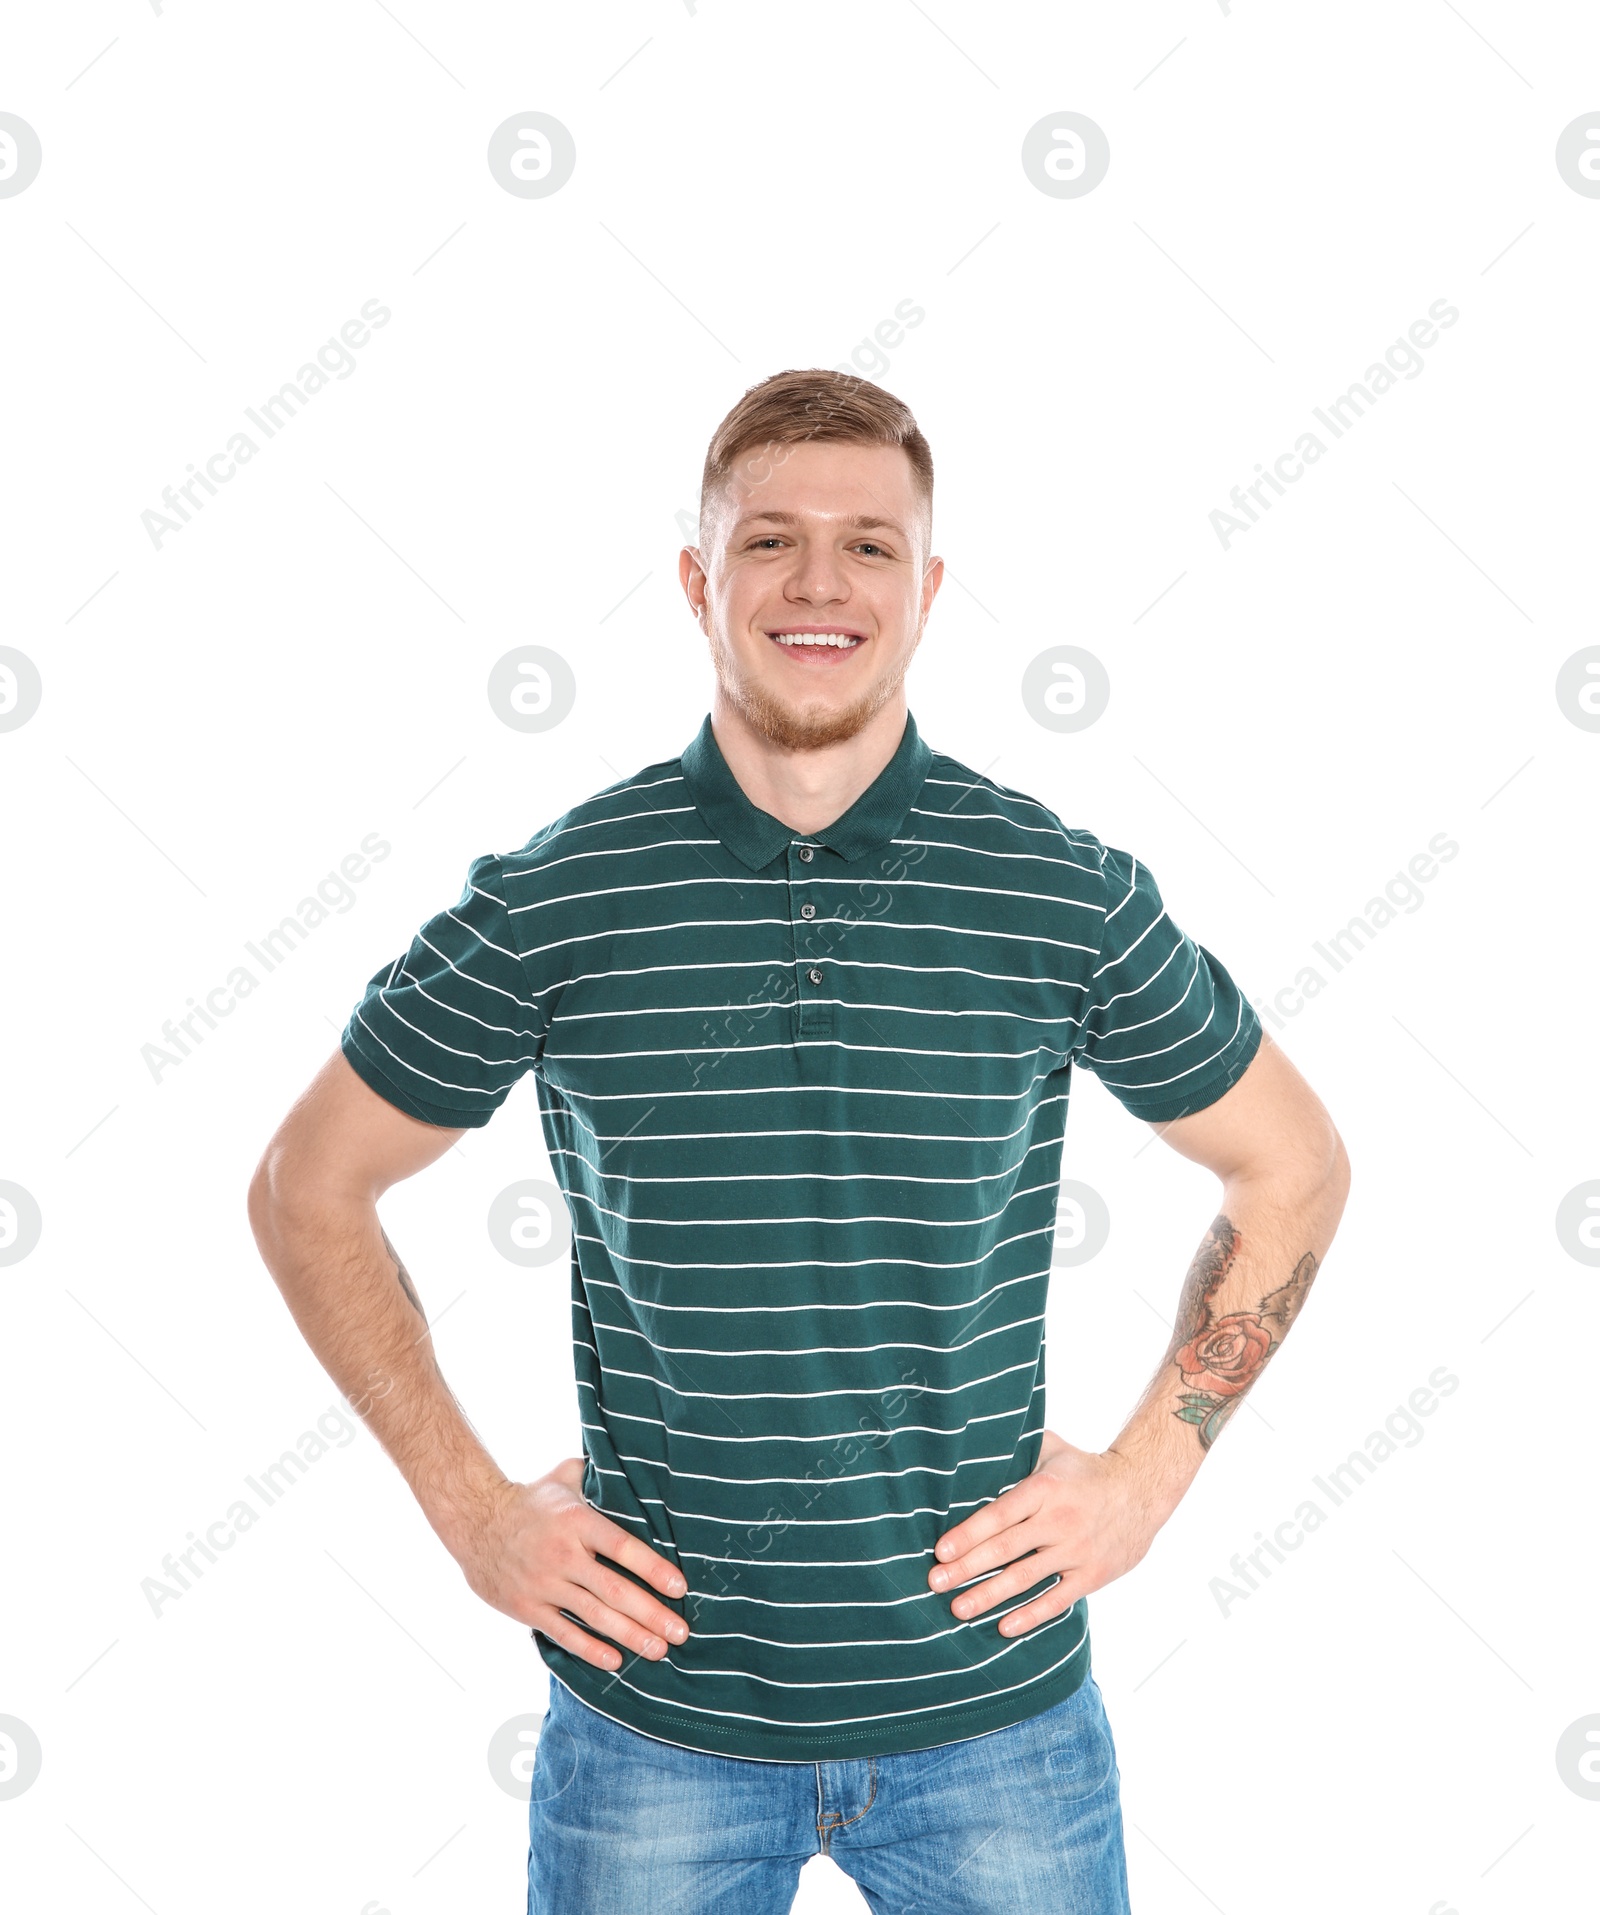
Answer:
[{"left": 248, "top": 370, "right": 1349, "bottom": 1914}]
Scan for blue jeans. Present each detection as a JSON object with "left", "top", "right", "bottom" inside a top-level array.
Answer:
[{"left": 526, "top": 1671, "right": 1132, "bottom": 1914}]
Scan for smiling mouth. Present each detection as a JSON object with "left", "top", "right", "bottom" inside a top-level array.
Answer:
[{"left": 766, "top": 628, "right": 867, "bottom": 655}]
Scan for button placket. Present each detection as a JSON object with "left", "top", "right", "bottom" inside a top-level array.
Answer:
[{"left": 790, "top": 842, "right": 833, "bottom": 1039}]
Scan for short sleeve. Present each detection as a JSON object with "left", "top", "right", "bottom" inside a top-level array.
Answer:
[
  {"left": 1071, "top": 843, "right": 1262, "bottom": 1123},
  {"left": 340, "top": 852, "right": 542, "bottom": 1129}
]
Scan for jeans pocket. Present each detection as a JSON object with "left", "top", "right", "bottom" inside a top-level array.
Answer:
[
  {"left": 1041, "top": 1677, "right": 1118, "bottom": 1802},
  {"left": 527, "top": 1691, "right": 582, "bottom": 1810}
]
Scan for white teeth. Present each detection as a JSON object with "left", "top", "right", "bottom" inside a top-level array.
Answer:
[{"left": 771, "top": 632, "right": 862, "bottom": 647}]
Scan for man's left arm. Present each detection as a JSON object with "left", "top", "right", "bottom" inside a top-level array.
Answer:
[{"left": 929, "top": 1030, "right": 1351, "bottom": 1634}]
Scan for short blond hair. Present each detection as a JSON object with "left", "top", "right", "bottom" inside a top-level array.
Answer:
[{"left": 700, "top": 368, "right": 933, "bottom": 533}]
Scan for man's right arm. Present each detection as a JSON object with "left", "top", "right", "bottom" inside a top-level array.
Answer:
[{"left": 245, "top": 1048, "right": 688, "bottom": 1672}]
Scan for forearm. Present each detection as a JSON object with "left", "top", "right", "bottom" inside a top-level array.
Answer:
[
  {"left": 1107, "top": 1147, "right": 1350, "bottom": 1530},
  {"left": 247, "top": 1179, "right": 507, "bottom": 1555}
]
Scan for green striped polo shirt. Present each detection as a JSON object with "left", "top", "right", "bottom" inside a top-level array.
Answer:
[{"left": 340, "top": 709, "right": 1261, "bottom": 1762}]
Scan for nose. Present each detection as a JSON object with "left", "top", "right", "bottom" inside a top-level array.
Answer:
[{"left": 785, "top": 543, "right": 851, "bottom": 609}]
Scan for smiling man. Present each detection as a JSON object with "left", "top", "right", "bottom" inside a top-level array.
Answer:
[{"left": 248, "top": 369, "right": 1350, "bottom": 1914}]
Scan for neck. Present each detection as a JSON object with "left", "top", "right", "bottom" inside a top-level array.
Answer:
[{"left": 707, "top": 688, "right": 909, "bottom": 836}]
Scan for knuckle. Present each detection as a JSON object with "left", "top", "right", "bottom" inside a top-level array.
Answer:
[
  {"left": 595, "top": 1568, "right": 631, "bottom": 1608},
  {"left": 544, "top": 1538, "right": 583, "bottom": 1585},
  {"left": 570, "top": 1591, "right": 605, "bottom": 1631}
]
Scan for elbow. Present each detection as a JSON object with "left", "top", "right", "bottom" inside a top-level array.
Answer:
[
  {"left": 247, "top": 1145, "right": 323, "bottom": 1297},
  {"left": 1253, "top": 1109, "right": 1349, "bottom": 1221},
  {"left": 1323, "top": 1122, "right": 1352, "bottom": 1218},
  {"left": 246, "top": 1150, "right": 277, "bottom": 1250},
  {"left": 246, "top": 1141, "right": 294, "bottom": 1255}
]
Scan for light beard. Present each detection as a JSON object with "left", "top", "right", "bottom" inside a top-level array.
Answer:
[{"left": 708, "top": 631, "right": 913, "bottom": 751}]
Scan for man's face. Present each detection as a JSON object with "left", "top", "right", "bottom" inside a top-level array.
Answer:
[{"left": 680, "top": 440, "right": 943, "bottom": 751}]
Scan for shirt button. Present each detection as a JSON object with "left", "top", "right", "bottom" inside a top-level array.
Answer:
[
  {"left": 798, "top": 846, "right": 815, "bottom": 863},
  {"left": 806, "top": 967, "right": 824, "bottom": 985},
  {"left": 800, "top": 903, "right": 816, "bottom": 919}
]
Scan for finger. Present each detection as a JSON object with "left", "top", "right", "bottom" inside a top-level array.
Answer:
[
  {"left": 949, "top": 1551, "right": 1063, "bottom": 1620},
  {"left": 931, "top": 1515, "right": 1048, "bottom": 1592},
  {"left": 583, "top": 1509, "right": 688, "bottom": 1602},
  {"left": 991, "top": 1579, "right": 1081, "bottom": 1637},
  {"left": 933, "top": 1479, "right": 1045, "bottom": 1567},
  {"left": 535, "top": 1609, "right": 626, "bottom": 1673},
  {"left": 559, "top": 1579, "right": 683, "bottom": 1662},
  {"left": 582, "top": 1543, "right": 689, "bottom": 1645},
  {"left": 575, "top": 1558, "right": 690, "bottom": 1656}
]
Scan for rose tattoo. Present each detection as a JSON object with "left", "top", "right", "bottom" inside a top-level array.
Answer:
[{"left": 1169, "top": 1218, "right": 1317, "bottom": 1449}]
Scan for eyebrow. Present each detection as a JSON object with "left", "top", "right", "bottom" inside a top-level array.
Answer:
[{"left": 731, "top": 510, "right": 910, "bottom": 539}]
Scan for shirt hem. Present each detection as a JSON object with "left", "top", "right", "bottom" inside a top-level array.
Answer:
[
  {"left": 535, "top": 1625, "right": 1091, "bottom": 1763},
  {"left": 1112, "top": 1007, "right": 1264, "bottom": 1125},
  {"left": 339, "top": 1027, "right": 494, "bottom": 1130}
]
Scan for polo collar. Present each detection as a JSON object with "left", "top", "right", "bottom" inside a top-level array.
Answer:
[{"left": 680, "top": 710, "right": 933, "bottom": 872}]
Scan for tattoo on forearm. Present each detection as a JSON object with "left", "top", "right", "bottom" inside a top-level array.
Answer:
[
  {"left": 1167, "top": 1213, "right": 1318, "bottom": 1451},
  {"left": 381, "top": 1227, "right": 427, "bottom": 1326}
]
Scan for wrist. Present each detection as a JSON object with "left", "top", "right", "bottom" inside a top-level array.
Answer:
[
  {"left": 419, "top": 1462, "right": 516, "bottom": 1563},
  {"left": 1106, "top": 1420, "right": 1201, "bottom": 1533}
]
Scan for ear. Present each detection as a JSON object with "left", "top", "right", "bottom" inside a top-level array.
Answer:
[
  {"left": 679, "top": 543, "right": 709, "bottom": 618},
  {"left": 920, "top": 553, "right": 945, "bottom": 619}
]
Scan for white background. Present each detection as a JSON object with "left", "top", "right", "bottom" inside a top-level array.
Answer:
[{"left": 3, "top": 3, "right": 1597, "bottom": 1910}]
